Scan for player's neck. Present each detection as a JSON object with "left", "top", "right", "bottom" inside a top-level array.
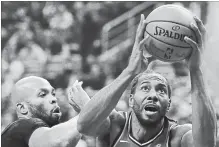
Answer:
[{"left": 130, "top": 113, "right": 164, "bottom": 143}]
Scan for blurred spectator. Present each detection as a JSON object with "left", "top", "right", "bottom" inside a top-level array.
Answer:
[
  {"left": 44, "top": 40, "right": 65, "bottom": 87},
  {"left": 80, "top": 12, "right": 99, "bottom": 72}
]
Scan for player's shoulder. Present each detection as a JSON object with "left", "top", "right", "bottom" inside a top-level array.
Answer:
[
  {"left": 18, "top": 117, "right": 48, "bottom": 128},
  {"left": 170, "top": 123, "right": 192, "bottom": 137},
  {"left": 170, "top": 123, "right": 192, "bottom": 146},
  {"left": 171, "top": 123, "right": 192, "bottom": 132},
  {"left": 2, "top": 118, "right": 48, "bottom": 135},
  {"left": 2, "top": 118, "right": 49, "bottom": 146}
]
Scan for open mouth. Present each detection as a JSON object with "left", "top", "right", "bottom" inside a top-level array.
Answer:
[
  {"left": 53, "top": 107, "right": 61, "bottom": 114},
  {"left": 144, "top": 105, "right": 158, "bottom": 112}
]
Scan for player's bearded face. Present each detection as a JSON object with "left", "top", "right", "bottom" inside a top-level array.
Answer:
[
  {"left": 131, "top": 74, "right": 170, "bottom": 124},
  {"left": 27, "top": 85, "right": 62, "bottom": 126},
  {"left": 28, "top": 101, "right": 61, "bottom": 127}
]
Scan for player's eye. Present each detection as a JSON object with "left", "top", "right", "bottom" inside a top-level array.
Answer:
[
  {"left": 141, "top": 86, "right": 150, "bottom": 92},
  {"left": 39, "top": 92, "right": 46, "bottom": 97},
  {"left": 52, "top": 92, "right": 56, "bottom": 96},
  {"left": 158, "top": 88, "right": 167, "bottom": 94}
]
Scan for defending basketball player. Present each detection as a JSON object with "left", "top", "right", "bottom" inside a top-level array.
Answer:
[
  {"left": 77, "top": 14, "right": 217, "bottom": 147},
  {"left": 1, "top": 78, "right": 90, "bottom": 147}
]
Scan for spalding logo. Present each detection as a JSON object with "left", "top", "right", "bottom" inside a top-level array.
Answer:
[
  {"left": 154, "top": 26, "right": 193, "bottom": 42},
  {"left": 172, "top": 25, "right": 180, "bottom": 31}
]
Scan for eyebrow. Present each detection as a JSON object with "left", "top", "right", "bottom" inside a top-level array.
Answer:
[
  {"left": 140, "top": 81, "right": 167, "bottom": 88},
  {"left": 140, "top": 81, "right": 150, "bottom": 85},
  {"left": 38, "top": 87, "right": 55, "bottom": 93},
  {"left": 157, "top": 83, "right": 167, "bottom": 88}
]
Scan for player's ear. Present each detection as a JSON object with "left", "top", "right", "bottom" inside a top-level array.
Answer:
[
  {"left": 129, "top": 94, "right": 134, "bottom": 108},
  {"left": 16, "top": 102, "right": 28, "bottom": 115},
  {"left": 166, "top": 99, "right": 171, "bottom": 112}
]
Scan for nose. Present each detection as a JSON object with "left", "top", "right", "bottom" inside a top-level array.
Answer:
[
  {"left": 49, "top": 96, "right": 57, "bottom": 104},
  {"left": 147, "top": 90, "right": 158, "bottom": 102}
]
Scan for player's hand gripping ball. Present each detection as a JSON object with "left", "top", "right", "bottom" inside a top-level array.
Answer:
[{"left": 144, "top": 4, "right": 198, "bottom": 62}]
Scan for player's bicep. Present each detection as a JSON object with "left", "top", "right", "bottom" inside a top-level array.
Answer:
[
  {"left": 181, "top": 130, "right": 194, "bottom": 147},
  {"left": 93, "top": 109, "right": 125, "bottom": 137},
  {"left": 91, "top": 109, "right": 117, "bottom": 137}
]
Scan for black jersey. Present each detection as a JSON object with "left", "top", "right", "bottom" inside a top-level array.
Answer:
[{"left": 1, "top": 118, "right": 48, "bottom": 147}]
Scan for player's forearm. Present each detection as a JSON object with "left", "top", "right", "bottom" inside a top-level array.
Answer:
[
  {"left": 190, "top": 68, "right": 217, "bottom": 147},
  {"left": 77, "top": 69, "right": 135, "bottom": 135}
]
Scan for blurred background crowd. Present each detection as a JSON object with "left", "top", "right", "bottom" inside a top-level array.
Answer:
[{"left": 1, "top": 1, "right": 219, "bottom": 147}]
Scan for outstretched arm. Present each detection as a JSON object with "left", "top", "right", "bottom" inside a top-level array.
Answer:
[
  {"left": 29, "top": 116, "right": 81, "bottom": 147},
  {"left": 77, "top": 14, "right": 155, "bottom": 136},
  {"left": 29, "top": 81, "right": 90, "bottom": 147},
  {"left": 182, "top": 16, "right": 217, "bottom": 147}
]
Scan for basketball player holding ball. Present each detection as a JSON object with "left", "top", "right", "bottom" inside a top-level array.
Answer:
[{"left": 77, "top": 5, "right": 217, "bottom": 147}]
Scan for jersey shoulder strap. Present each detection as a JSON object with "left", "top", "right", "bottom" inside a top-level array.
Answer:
[{"left": 111, "top": 111, "right": 130, "bottom": 147}]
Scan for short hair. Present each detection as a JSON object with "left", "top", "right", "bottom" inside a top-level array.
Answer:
[
  {"left": 11, "top": 76, "right": 50, "bottom": 105},
  {"left": 130, "top": 70, "right": 172, "bottom": 98}
]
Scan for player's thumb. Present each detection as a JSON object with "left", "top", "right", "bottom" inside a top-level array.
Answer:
[{"left": 139, "top": 34, "right": 150, "bottom": 51}]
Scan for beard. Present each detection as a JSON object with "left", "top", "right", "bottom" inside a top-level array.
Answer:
[
  {"left": 132, "top": 103, "right": 164, "bottom": 126},
  {"left": 27, "top": 103, "right": 60, "bottom": 127}
]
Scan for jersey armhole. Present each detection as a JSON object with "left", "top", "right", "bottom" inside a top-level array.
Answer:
[{"left": 111, "top": 111, "right": 128, "bottom": 147}]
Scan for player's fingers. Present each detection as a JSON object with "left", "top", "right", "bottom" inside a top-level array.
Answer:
[
  {"left": 136, "top": 14, "right": 145, "bottom": 42},
  {"left": 144, "top": 28, "right": 149, "bottom": 38},
  {"left": 194, "top": 16, "right": 206, "bottom": 35},
  {"left": 74, "top": 80, "right": 79, "bottom": 85},
  {"left": 139, "top": 34, "right": 149, "bottom": 50},
  {"left": 137, "top": 14, "right": 144, "bottom": 32},
  {"left": 141, "top": 35, "right": 155, "bottom": 61},
  {"left": 72, "top": 84, "right": 78, "bottom": 93},
  {"left": 75, "top": 81, "right": 83, "bottom": 91},
  {"left": 148, "top": 56, "right": 156, "bottom": 63},
  {"left": 68, "top": 91, "right": 73, "bottom": 101},
  {"left": 72, "top": 80, "right": 77, "bottom": 88},
  {"left": 78, "top": 81, "right": 84, "bottom": 91},
  {"left": 194, "top": 16, "right": 207, "bottom": 45},
  {"left": 67, "top": 89, "right": 71, "bottom": 97},
  {"left": 68, "top": 87, "right": 73, "bottom": 95},
  {"left": 184, "top": 36, "right": 198, "bottom": 49},
  {"left": 184, "top": 36, "right": 200, "bottom": 58},
  {"left": 141, "top": 57, "right": 148, "bottom": 71},
  {"left": 190, "top": 23, "right": 202, "bottom": 47},
  {"left": 138, "top": 20, "right": 147, "bottom": 40},
  {"left": 69, "top": 98, "right": 81, "bottom": 112},
  {"left": 78, "top": 81, "right": 83, "bottom": 86},
  {"left": 71, "top": 80, "right": 79, "bottom": 92}
]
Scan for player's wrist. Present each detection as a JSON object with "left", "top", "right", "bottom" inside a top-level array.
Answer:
[{"left": 123, "top": 68, "right": 138, "bottom": 78}]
